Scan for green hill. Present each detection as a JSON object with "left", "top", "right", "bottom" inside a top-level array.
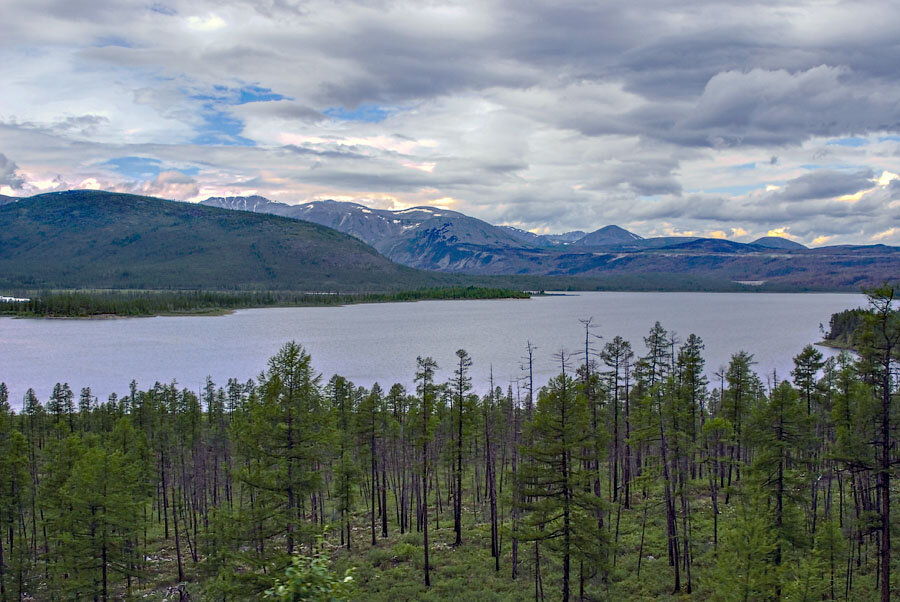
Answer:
[{"left": 0, "top": 190, "right": 446, "bottom": 291}]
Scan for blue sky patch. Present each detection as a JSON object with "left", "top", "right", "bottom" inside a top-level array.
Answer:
[
  {"left": 187, "top": 84, "right": 288, "bottom": 146},
  {"left": 699, "top": 184, "right": 763, "bottom": 195},
  {"left": 103, "top": 156, "right": 162, "bottom": 179},
  {"left": 733, "top": 162, "right": 755, "bottom": 170},
  {"left": 191, "top": 85, "right": 287, "bottom": 106},
  {"left": 184, "top": 85, "right": 293, "bottom": 146},
  {"left": 238, "top": 85, "right": 286, "bottom": 104},
  {"left": 192, "top": 108, "right": 254, "bottom": 146},
  {"left": 827, "top": 137, "right": 868, "bottom": 147},
  {"left": 800, "top": 163, "right": 871, "bottom": 172},
  {"left": 324, "top": 104, "right": 392, "bottom": 123},
  {"left": 878, "top": 135, "right": 900, "bottom": 142}
]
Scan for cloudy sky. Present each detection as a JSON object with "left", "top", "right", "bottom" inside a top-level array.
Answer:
[{"left": 2, "top": 0, "right": 899, "bottom": 245}]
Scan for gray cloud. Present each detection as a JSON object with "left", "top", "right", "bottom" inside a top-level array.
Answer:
[
  {"left": 236, "top": 101, "right": 323, "bottom": 123},
  {"left": 1, "top": 0, "right": 899, "bottom": 245},
  {"left": 0, "top": 153, "right": 25, "bottom": 188},
  {"left": 139, "top": 170, "right": 199, "bottom": 199},
  {"left": 776, "top": 169, "right": 875, "bottom": 202}
]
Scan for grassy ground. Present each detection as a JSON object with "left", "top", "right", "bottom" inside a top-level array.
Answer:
[
  {"left": 105, "top": 479, "right": 889, "bottom": 601},
  {"left": 287, "top": 492, "right": 882, "bottom": 601}
]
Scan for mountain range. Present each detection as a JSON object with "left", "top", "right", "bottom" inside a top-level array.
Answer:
[
  {"left": 201, "top": 195, "right": 898, "bottom": 289},
  {"left": 0, "top": 190, "right": 446, "bottom": 290},
  {"left": 0, "top": 190, "right": 895, "bottom": 292}
]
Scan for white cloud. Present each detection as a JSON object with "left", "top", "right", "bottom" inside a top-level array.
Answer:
[{"left": 187, "top": 15, "right": 226, "bottom": 32}]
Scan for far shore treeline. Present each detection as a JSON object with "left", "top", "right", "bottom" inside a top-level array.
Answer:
[
  {"left": 0, "top": 287, "right": 530, "bottom": 318},
  {"left": 0, "top": 284, "right": 896, "bottom": 600}
]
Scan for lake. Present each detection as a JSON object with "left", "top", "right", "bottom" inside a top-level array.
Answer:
[{"left": 0, "top": 292, "right": 864, "bottom": 406}]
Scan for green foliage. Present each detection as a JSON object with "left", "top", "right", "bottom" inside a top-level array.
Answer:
[
  {"left": 264, "top": 549, "right": 355, "bottom": 602},
  {"left": 824, "top": 307, "right": 867, "bottom": 347},
  {"left": 824, "top": 287, "right": 900, "bottom": 359},
  {"left": 705, "top": 497, "right": 779, "bottom": 601},
  {"left": 39, "top": 426, "right": 151, "bottom": 599},
  {"left": 390, "top": 542, "right": 419, "bottom": 563},
  {"left": 830, "top": 352, "right": 877, "bottom": 467}
]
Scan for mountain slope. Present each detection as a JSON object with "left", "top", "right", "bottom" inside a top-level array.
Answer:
[
  {"left": 499, "top": 226, "right": 586, "bottom": 247},
  {"left": 202, "top": 195, "right": 527, "bottom": 260},
  {"left": 659, "top": 238, "right": 757, "bottom": 253},
  {"left": 0, "top": 190, "right": 439, "bottom": 290},
  {"left": 199, "top": 194, "right": 899, "bottom": 289},
  {"left": 202, "top": 195, "right": 291, "bottom": 215},
  {"left": 751, "top": 236, "right": 808, "bottom": 250},
  {"left": 572, "top": 225, "right": 643, "bottom": 246}
]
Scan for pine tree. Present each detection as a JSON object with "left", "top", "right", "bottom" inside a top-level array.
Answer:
[
  {"left": 520, "top": 364, "right": 606, "bottom": 601},
  {"left": 792, "top": 344, "right": 824, "bottom": 417},
  {"left": 601, "top": 336, "right": 633, "bottom": 504},
  {"left": 721, "top": 351, "right": 757, "bottom": 497},
  {"left": 357, "top": 383, "right": 384, "bottom": 546},
  {"left": 328, "top": 375, "right": 358, "bottom": 551},
  {"left": 79, "top": 387, "right": 94, "bottom": 432},
  {"left": 0, "top": 430, "right": 30, "bottom": 600},
  {"left": 234, "top": 342, "right": 328, "bottom": 562},
  {"left": 747, "top": 380, "right": 810, "bottom": 596},
  {"left": 856, "top": 283, "right": 899, "bottom": 602},
  {"left": 47, "top": 435, "right": 148, "bottom": 600},
  {"left": 452, "top": 349, "right": 472, "bottom": 547},
  {"left": 414, "top": 356, "right": 438, "bottom": 587},
  {"left": 706, "top": 493, "right": 779, "bottom": 601}
]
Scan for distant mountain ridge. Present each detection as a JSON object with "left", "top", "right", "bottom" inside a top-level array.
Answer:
[
  {"left": 751, "top": 236, "right": 807, "bottom": 250},
  {"left": 203, "top": 195, "right": 286, "bottom": 214},
  {"left": 498, "top": 226, "right": 587, "bottom": 246},
  {"left": 572, "top": 225, "right": 644, "bottom": 247},
  {"left": 200, "top": 195, "right": 899, "bottom": 289},
  {"left": 203, "top": 195, "right": 622, "bottom": 253},
  {"left": 202, "top": 196, "right": 526, "bottom": 262}
]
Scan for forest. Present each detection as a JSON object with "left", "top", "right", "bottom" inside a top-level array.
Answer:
[
  {"left": 0, "top": 284, "right": 896, "bottom": 601},
  {"left": 0, "top": 287, "right": 529, "bottom": 318}
]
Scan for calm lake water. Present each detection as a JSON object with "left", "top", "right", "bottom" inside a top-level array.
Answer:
[{"left": 0, "top": 292, "right": 864, "bottom": 407}]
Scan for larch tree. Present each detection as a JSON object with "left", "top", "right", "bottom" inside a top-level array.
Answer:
[
  {"left": 520, "top": 357, "right": 606, "bottom": 601},
  {"left": 857, "top": 284, "right": 899, "bottom": 602},
  {"left": 233, "top": 342, "right": 328, "bottom": 561},
  {"left": 452, "top": 349, "right": 472, "bottom": 547},
  {"left": 415, "top": 356, "right": 438, "bottom": 587}
]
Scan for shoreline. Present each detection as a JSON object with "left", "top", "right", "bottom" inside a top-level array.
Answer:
[
  {"left": 1, "top": 289, "right": 534, "bottom": 320},
  {"left": 0, "top": 288, "right": 865, "bottom": 320}
]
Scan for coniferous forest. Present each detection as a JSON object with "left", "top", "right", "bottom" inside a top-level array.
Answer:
[{"left": 0, "top": 285, "right": 897, "bottom": 601}]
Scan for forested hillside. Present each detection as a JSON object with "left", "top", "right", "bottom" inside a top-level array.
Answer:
[
  {"left": 0, "top": 190, "right": 440, "bottom": 291},
  {"left": 0, "top": 285, "right": 896, "bottom": 600}
]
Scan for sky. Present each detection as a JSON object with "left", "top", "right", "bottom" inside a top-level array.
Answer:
[{"left": 1, "top": 0, "right": 899, "bottom": 246}]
